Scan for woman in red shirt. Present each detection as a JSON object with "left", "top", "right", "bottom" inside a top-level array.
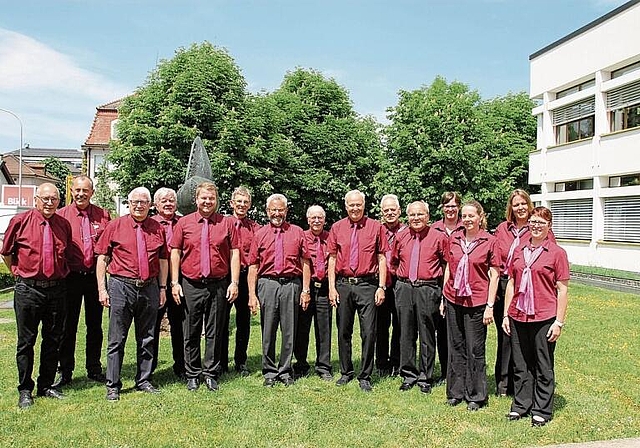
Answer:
[{"left": 502, "top": 206, "right": 569, "bottom": 427}]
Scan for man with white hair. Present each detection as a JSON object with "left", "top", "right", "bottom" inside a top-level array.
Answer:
[
  {"left": 96, "top": 186, "right": 168, "bottom": 401},
  {"left": 248, "top": 194, "right": 311, "bottom": 387}
]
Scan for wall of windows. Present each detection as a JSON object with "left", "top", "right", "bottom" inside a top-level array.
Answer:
[
  {"left": 603, "top": 196, "right": 640, "bottom": 243},
  {"left": 608, "top": 79, "right": 640, "bottom": 132},
  {"left": 549, "top": 199, "right": 593, "bottom": 240},
  {"left": 553, "top": 97, "right": 595, "bottom": 144}
]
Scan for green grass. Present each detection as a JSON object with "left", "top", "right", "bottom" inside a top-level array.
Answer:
[
  {"left": 0, "top": 283, "right": 639, "bottom": 447},
  {"left": 571, "top": 263, "right": 640, "bottom": 281}
]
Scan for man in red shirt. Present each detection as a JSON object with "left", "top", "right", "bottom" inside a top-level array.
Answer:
[
  {"left": 150, "top": 187, "right": 185, "bottom": 380},
  {"left": 96, "top": 187, "right": 168, "bottom": 401},
  {"left": 327, "top": 189, "right": 389, "bottom": 392},
  {"left": 170, "top": 182, "right": 240, "bottom": 392},
  {"left": 221, "top": 186, "right": 260, "bottom": 376},
  {"left": 391, "top": 201, "right": 449, "bottom": 394},
  {"left": 1, "top": 183, "right": 72, "bottom": 408},
  {"left": 54, "top": 175, "right": 111, "bottom": 388},
  {"left": 293, "top": 205, "right": 333, "bottom": 381},
  {"left": 248, "top": 194, "right": 311, "bottom": 387}
]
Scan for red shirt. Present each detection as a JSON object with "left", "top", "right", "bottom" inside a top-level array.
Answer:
[
  {"left": 152, "top": 213, "right": 180, "bottom": 253},
  {"left": 443, "top": 229, "right": 500, "bottom": 308},
  {"left": 384, "top": 223, "right": 407, "bottom": 282},
  {"left": 225, "top": 215, "right": 260, "bottom": 268},
  {"left": 58, "top": 202, "right": 111, "bottom": 272},
  {"left": 494, "top": 221, "right": 557, "bottom": 275},
  {"left": 507, "top": 238, "right": 569, "bottom": 323},
  {"left": 248, "top": 222, "right": 309, "bottom": 277},
  {"left": 170, "top": 212, "right": 239, "bottom": 280},
  {"left": 391, "top": 226, "right": 449, "bottom": 280},
  {"left": 95, "top": 214, "right": 167, "bottom": 279},
  {"left": 432, "top": 219, "right": 464, "bottom": 236},
  {"left": 304, "top": 229, "right": 329, "bottom": 281},
  {"left": 1, "top": 208, "right": 72, "bottom": 280},
  {"left": 326, "top": 216, "right": 389, "bottom": 277}
]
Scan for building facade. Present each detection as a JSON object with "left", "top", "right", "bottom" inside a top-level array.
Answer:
[{"left": 529, "top": 0, "right": 640, "bottom": 273}]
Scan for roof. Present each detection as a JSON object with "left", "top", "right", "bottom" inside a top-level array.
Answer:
[
  {"left": 98, "top": 98, "right": 124, "bottom": 110},
  {"left": 530, "top": 0, "right": 640, "bottom": 60},
  {"left": 1, "top": 154, "right": 60, "bottom": 182},
  {"left": 4, "top": 147, "right": 82, "bottom": 160},
  {"left": 84, "top": 99, "right": 122, "bottom": 146}
]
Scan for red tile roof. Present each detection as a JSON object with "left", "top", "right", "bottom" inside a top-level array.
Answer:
[{"left": 84, "top": 99, "right": 122, "bottom": 146}]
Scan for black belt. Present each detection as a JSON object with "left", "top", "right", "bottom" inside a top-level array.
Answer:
[
  {"left": 187, "top": 276, "right": 226, "bottom": 285},
  {"left": 263, "top": 276, "right": 297, "bottom": 284},
  {"left": 337, "top": 275, "right": 377, "bottom": 285},
  {"left": 111, "top": 275, "right": 155, "bottom": 288},
  {"left": 71, "top": 270, "right": 95, "bottom": 276},
  {"left": 398, "top": 277, "right": 439, "bottom": 287},
  {"left": 312, "top": 279, "right": 328, "bottom": 289},
  {"left": 18, "top": 277, "right": 63, "bottom": 289}
]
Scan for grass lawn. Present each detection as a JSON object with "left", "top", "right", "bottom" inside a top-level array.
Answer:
[{"left": 0, "top": 282, "right": 639, "bottom": 447}]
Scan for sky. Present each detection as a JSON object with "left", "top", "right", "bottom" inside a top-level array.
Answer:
[{"left": 0, "top": 0, "right": 630, "bottom": 152}]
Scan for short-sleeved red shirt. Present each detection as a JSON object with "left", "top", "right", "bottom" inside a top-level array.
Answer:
[
  {"left": 494, "top": 221, "right": 557, "bottom": 275},
  {"left": 152, "top": 213, "right": 180, "bottom": 253},
  {"left": 431, "top": 219, "right": 464, "bottom": 236},
  {"left": 507, "top": 238, "right": 569, "bottom": 323},
  {"left": 304, "top": 229, "right": 329, "bottom": 281},
  {"left": 248, "top": 222, "right": 309, "bottom": 277},
  {"left": 391, "top": 226, "right": 449, "bottom": 280},
  {"left": 95, "top": 214, "right": 167, "bottom": 279},
  {"left": 326, "top": 216, "right": 389, "bottom": 277},
  {"left": 443, "top": 229, "right": 500, "bottom": 308},
  {"left": 57, "top": 202, "right": 111, "bottom": 272},
  {"left": 1, "top": 209, "right": 72, "bottom": 280},
  {"left": 384, "top": 223, "right": 407, "bottom": 282},
  {"left": 225, "top": 215, "right": 260, "bottom": 268},
  {"left": 170, "top": 212, "right": 239, "bottom": 280}
]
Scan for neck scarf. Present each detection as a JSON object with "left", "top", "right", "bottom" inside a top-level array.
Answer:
[
  {"left": 453, "top": 238, "right": 478, "bottom": 297},
  {"left": 516, "top": 245, "right": 545, "bottom": 315}
]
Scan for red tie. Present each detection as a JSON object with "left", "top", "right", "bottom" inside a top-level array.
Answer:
[
  {"left": 164, "top": 220, "right": 174, "bottom": 248},
  {"left": 201, "top": 218, "right": 211, "bottom": 278},
  {"left": 136, "top": 224, "right": 150, "bottom": 280},
  {"left": 409, "top": 234, "right": 420, "bottom": 282},
  {"left": 43, "top": 220, "right": 55, "bottom": 277},
  {"left": 315, "top": 237, "right": 325, "bottom": 280},
  {"left": 80, "top": 210, "right": 93, "bottom": 269},
  {"left": 349, "top": 224, "right": 359, "bottom": 273},
  {"left": 274, "top": 228, "right": 284, "bottom": 274}
]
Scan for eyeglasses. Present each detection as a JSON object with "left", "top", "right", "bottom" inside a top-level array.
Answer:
[
  {"left": 407, "top": 213, "right": 427, "bottom": 218},
  {"left": 36, "top": 196, "right": 59, "bottom": 203},
  {"left": 308, "top": 216, "right": 324, "bottom": 221},
  {"left": 443, "top": 205, "right": 458, "bottom": 209},
  {"left": 528, "top": 219, "right": 549, "bottom": 227},
  {"left": 130, "top": 200, "right": 150, "bottom": 206},
  {"left": 268, "top": 208, "right": 286, "bottom": 213}
]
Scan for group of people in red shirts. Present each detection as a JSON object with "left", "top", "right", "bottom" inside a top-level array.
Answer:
[{"left": 3, "top": 179, "right": 569, "bottom": 427}]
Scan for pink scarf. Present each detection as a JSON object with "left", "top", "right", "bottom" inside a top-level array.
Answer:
[
  {"left": 453, "top": 239, "right": 477, "bottom": 297},
  {"left": 505, "top": 226, "right": 527, "bottom": 275},
  {"left": 516, "top": 245, "right": 545, "bottom": 315}
]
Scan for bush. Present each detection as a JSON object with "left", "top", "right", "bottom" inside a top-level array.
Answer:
[{"left": 0, "top": 263, "right": 15, "bottom": 289}]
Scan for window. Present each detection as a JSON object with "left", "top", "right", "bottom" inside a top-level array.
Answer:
[
  {"left": 603, "top": 196, "right": 640, "bottom": 243},
  {"left": 549, "top": 199, "right": 593, "bottom": 240},
  {"left": 611, "top": 61, "right": 640, "bottom": 79},
  {"left": 554, "top": 179, "right": 593, "bottom": 192},
  {"left": 110, "top": 119, "right": 119, "bottom": 140},
  {"left": 607, "top": 79, "right": 640, "bottom": 132},
  {"left": 553, "top": 97, "right": 595, "bottom": 144},
  {"left": 556, "top": 79, "right": 595, "bottom": 99},
  {"left": 609, "top": 173, "right": 640, "bottom": 188}
]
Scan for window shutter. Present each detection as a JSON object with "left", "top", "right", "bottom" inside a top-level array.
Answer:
[
  {"left": 607, "top": 79, "right": 640, "bottom": 110},
  {"left": 603, "top": 196, "right": 640, "bottom": 243},
  {"left": 552, "top": 97, "right": 595, "bottom": 125},
  {"left": 549, "top": 199, "right": 593, "bottom": 240}
]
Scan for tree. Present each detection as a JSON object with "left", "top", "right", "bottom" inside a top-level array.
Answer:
[{"left": 43, "top": 157, "right": 71, "bottom": 205}]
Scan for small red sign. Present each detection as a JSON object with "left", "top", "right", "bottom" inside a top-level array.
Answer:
[{"left": 2, "top": 185, "right": 36, "bottom": 207}]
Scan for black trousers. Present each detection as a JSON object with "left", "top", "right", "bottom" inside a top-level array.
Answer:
[
  {"left": 493, "top": 276, "right": 514, "bottom": 395},
  {"left": 446, "top": 301, "right": 488, "bottom": 403},
  {"left": 510, "top": 317, "right": 557, "bottom": 420},
  {"left": 375, "top": 278, "right": 400, "bottom": 372},
  {"left": 335, "top": 279, "right": 377, "bottom": 381},
  {"left": 293, "top": 280, "right": 332, "bottom": 376},
  {"left": 58, "top": 271, "right": 103, "bottom": 377},
  {"left": 151, "top": 288, "right": 185, "bottom": 376},
  {"left": 395, "top": 280, "right": 441, "bottom": 386},
  {"left": 257, "top": 277, "right": 300, "bottom": 380},
  {"left": 221, "top": 269, "right": 251, "bottom": 371},
  {"left": 14, "top": 280, "right": 66, "bottom": 393},
  {"left": 105, "top": 278, "right": 159, "bottom": 389},
  {"left": 181, "top": 277, "right": 228, "bottom": 381}
]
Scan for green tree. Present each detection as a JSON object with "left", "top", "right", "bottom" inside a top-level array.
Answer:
[
  {"left": 93, "top": 163, "right": 118, "bottom": 217},
  {"left": 43, "top": 157, "right": 71, "bottom": 205}
]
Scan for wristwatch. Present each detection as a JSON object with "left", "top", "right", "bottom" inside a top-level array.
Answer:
[
  {"left": 171, "top": 280, "right": 180, "bottom": 287},
  {"left": 378, "top": 285, "right": 386, "bottom": 291}
]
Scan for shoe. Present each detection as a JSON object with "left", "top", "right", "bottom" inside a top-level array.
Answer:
[
  {"left": 359, "top": 379, "right": 373, "bottom": 392},
  {"left": 235, "top": 365, "right": 250, "bottom": 377},
  {"left": 377, "top": 367, "right": 392, "bottom": 377},
  {"left": 204, "top": 377, "right": 219, "bottom": 391},
  {"left": 391, "top": 366, "right": 400, "bottom": 377},
  {"left": 399, "top": 382, "right": 414, "bottom": 391},
  {"left": 419, "top": 384, "right": 432, "bottom": 394},
  {"left": 37, "top": 388, "right": 65, "bottom": 400},
  {"left": 87, "top": 372, "right": 106, "bottom": 383},
  {"left": 447, "top": 398, "right": 463, "bottom": 407},
  {"left": 531, "top": 416, "right": 549, "bottom": 427},
  {"left": 467, "top": 401, "right": 481, "bottom": 411},
  {"left": 175, "top": 371, "right": 187, "bottom": 381},
  {"left": 136, "top": 383, "right": 160, "bottom": 394},
  {"left": 507, "top": 411, "right": 523, "bottom": 421},
  {"left": 52, "top": 373, "right": 72, "bottom": 388},
  {"left": 18, "top": 390, "right": 34, "bottom": 409},
  {"left": 293, "top": 369, "right": 309, "bottom": 380},
  {"left": 319, "top": 372, "right": 334, "bottom": 382},
  {"left": 106, "top": 387, "right": 120, "bottom": 401},
  {"left": 263, "top": 377, "right": 276, "bottom": 388},
  {"left": 336, "top": 375, "right": 353, "bottom": 386},
  {"left": 280, "top": 376, "right": 295, "bottom": 387},
  {"left": 434, "top": 376, "right": 446, "bottom": 387},
  {"left": 186, "top": 378, "right": 200, "bottom": 391}
]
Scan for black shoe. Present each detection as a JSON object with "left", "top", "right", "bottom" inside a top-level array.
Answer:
[
  {"left": 377, "top": 367, "right": 392, "bottom": 377},
  {"left": 318, "top": 372, "right": 334, "bottom": 382},
  {"left": 399, "top": 382, "right": 413, "bottom": 392},
  {"left": 87, "top": 371, "right": 106, "bottom": 383},
  {"left": 37, "top": 388, "right": 65, "bottom": 400},
  {"left": 506, "top": 411, "right": 523, "bottom": 421},
  {"left": 293, "top": 369, "right": 309, "bottom": 380},
  {"left": 336, "top": 375, "right": 353, "bottom": 386},
  {"left": 204, "top": 377, "right": 219, "bottom": 391},
  {"left": 467, "top": 401, "right": 481, "bottom": 411},
  {"left": 447, "top": 398, "right": 463, "bottom": 407},
  {"left": 391, "top": 366, "right": 400, "bottom": 377},
  {"left": 18, "top": 390, "right": 33, "bottom": 409},
  {"left": 263, "top": 377, "right": 276, "bottom": 388},
  {"left": 531, "top": 416, "right": 549, "bottom": 427},
  {"left": 359, "top": 379, "right": 373, "bottom": 392},
  {"left": 186, "top": 378, "right": 200, "bottom": 391},
  {"left": 280, "top": 376, "right": 295, "bottom": 387},
  {"left": 235, "top": 365, "right": 250, "bottom": 377},
  {"left": 419, "top": 384, "right": 432, "bottom": 394},
  {"left": 136, "top": 383, "right": 160, "bottom": 394},
  {"left": 106, "top": 387, "right": 120, "bottom": 401},
  {"left": 434, "top": 376, "right": 446, "bottom": 387},
  {"left": 52, "top": 373, "right": 72, "bottom": 388},
  {"left": 175, "top": 371, "right": 187, "bottom": 381}
]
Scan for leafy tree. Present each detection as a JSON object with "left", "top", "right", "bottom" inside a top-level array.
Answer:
[
  {"left": 93, "top": 163, "right": 118, "bottom": 217},
  {"left": 43, "top": 157, "right": 71, "bottom": 205}
]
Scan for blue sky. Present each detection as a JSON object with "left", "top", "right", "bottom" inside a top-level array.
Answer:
[{"left": 0, "top": 0, "right": 629, "bottom": 152}]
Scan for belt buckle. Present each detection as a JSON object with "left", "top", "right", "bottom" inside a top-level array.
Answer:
[
  {"left": 314, "top": 281, "right": 322, "bottom": 288},
  {"left": 347, "top": 277, "right": 357, "bottom": 285},
  {"left": 134, "top": 279, "right": 146, "bottom": 288}
]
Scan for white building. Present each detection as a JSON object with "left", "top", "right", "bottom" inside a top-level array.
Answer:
[{"left": 529, "top": 0, "right": 640, "bottom": 273}]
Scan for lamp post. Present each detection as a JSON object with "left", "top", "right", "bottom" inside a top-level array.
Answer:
[{"left": 0, "top": 108, "right": 24, "bottom": 203}]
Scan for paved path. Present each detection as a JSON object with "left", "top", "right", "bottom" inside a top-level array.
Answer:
[{"left": 545, "top": 438, "right": 640, "bottom": 447}]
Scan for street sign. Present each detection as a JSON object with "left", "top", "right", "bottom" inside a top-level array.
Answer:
[{"left": 1, "top": 185, "right": 36, "bottom": 207}]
